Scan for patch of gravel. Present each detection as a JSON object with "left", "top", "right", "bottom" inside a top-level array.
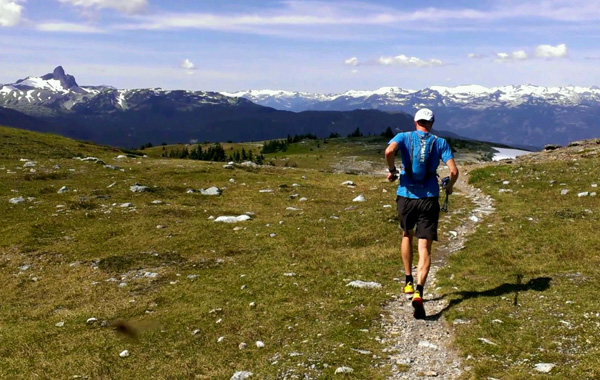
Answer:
[{"left": 382, "top": 170, "right": 495, "bottom": 379}]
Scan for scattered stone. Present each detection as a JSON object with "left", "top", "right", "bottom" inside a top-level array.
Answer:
[
  {"left": 498, "top": 189, "right": 513, "bottom": 193},
  {"left": 418, "top": 341, "right": 439, "bottom": 349},
  {"left": 491, "top": 319, "right": 503, "bottom": 324},
  {"left": 217, "top": 336, "right": 224, "bottom": 343},
  {"left": 334, "top": 366, "right": 353, "bottom": 374},
  {"left": 130, "top": 184, "right": 150, "bottom": 192},
  {"left": 578, "top": 191, "right": 589, "bottom": 197},
  {"left": 448, "top": 231, "right": 458, "bottom": 238},
  {"left": 208, "top": 216, "right": 215, "bottom": 220},
  {"left": 533, "top": 363, "right": 555, "bottom": 373},
  {"left": 229, "top": 178, "right": 236, "bottom": 183},
  {"left": 23, "top": 161, "right": 36, "bottom": 168},
  {"left": 592, "top": 183, "right": 598, "bottom": 188},
  {"left": 56, "top": 321, "right": 65, "bottom": 327},
  {"left": 299, "top": 197, "right": 307, "bottom": 202},
  {"left": 347, "top": 280, "right": 381, "bottom": 289},
  {"left": 19, "top": 265, "right": 30, "bottom": 271},
  {"left": 544, "top": 144, "right": 561, "bottom": 151},
  {"left": 383, "top": 204, "right": 393, "bottom": 208},
  {"left": 240, "top": 161, "right": 257, "bottom": 168},
  {"left": 9, "top": 196, "right": 25, "bottom": 204},
  {"left": 269, "top": 233, "right": 277, "bottom": 238},
  {"left": 238, "top": 342, "right": 247, "bottom": 350},
  {"left": 249, "top": 302, "right": 256, "bottom": 308},
  {"left": 423, "top": 370, "right": 438, "bottom": 377},
  {"left": 591, "top": 192, "right": 597, "bottom": 197},
  {"left": 86, "top": 318, "right": 98, "bottom": 325},
  {"left": 120, "top": 203, "right": 133, "bottom": 208},
  {"left": 223, "top": 164, "right": 234, "bottom": 169},
  {"left": 478, "top": 338, "right": 497, "bottom": 345},
  {"left": 453, "top": 319, "right": 470, "bottom": 325},
  {"left": 469, "top": 215, "right": 479, "bottom": 222},
  {"left": 214, "top": 215, "right": 251, "bottom": 223},
  {"left": 352, "top": 194, "right": 366, "bottom": 202},
  {"left": 561, "top": 189, "right": 569, "bottom": 195},
  {"left": 119, "top": 350, "right": 130, "bottom": 358},
  {"left": 341, "top": 181, "right": 356, "bottom": 186},
  {"left": 230, "top": 371, "right": 252, "bottom": 380},
  {"left": 200, "top": 187, "right": 222, "bottom": 196},
  {"left": 259, "top": 189, "right": 273, "bottom": 193},
  {"left": 285, "top": 207, "right": 302, "bottom": 211},
  {"left": 502, "top": 180, "right": 510, "bottom": 185},
  {"left": 81, "top": 157, "right": 105, "bottom": 165},
  {"left": 151, "top": 200, "right": 163, "bottom": 204},
  {"left": 283, "top": 272, "right": 296, "bottom": 277},
  {"left": 144, "top": 272, "right": 158, "bottom": 278},
  {"left": 192, "top": 329, "right": 201, "bottom": 335},
  {"left": 351, "top": 348, "right": 371, "bottom": 355},
  {"left": 256, "top": 341, "right": 265, "bottom": 348},
  {"left": 187, "top": 275, "right": 198, "bottom": 280},
  {"left": 105, "top": 164, "right": 123, "bottom": 171},
  {"left": 116, "top": 155, "right": 127, "bottom": 159},
  {"left": 118, "top": 282, "right": 127, "bottom": 287},
  {"left": 107, "top": 182, "right": 117, "bottom": 188},
  {"left": 156, "top": 225, "right": 166, "bottom": 229}
]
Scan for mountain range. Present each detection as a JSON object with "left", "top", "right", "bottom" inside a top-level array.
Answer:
[
  {"left": 0, "top": 67, "right": 421, "bottom": 147},
  {"left": 224, "top": 85, "right": 600, "bottom": 148},
  {"left": 2, "top": 66, "right": 599, "bottom": 148}
]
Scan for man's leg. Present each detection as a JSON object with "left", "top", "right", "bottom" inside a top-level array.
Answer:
[
  {"left": 416, "top": 238, "right": 432, "bottom": 289},
  {"left": 401, "top": 230, "right": 414, "bottom": 277}
]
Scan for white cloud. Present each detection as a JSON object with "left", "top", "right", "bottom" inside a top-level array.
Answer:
[
  {"left": 0, "top": 0, "right": 24, "bottom": 27},
  {"left": 512, "top": 50, "right": 528, "bottom": 60},
  {"left": 344, "top": 57, "right": 359, "bottom": 66},
  {"left": 377, "top": 55, "right": 443, "bottom": 68},
  {"left": 37, "top": 22, "right": 104, "bottom": 33},
  {"left": 535, "top": 44, "right": 568, "bottom": 58},
  {"left": 57, "top": 0, "right": 148, "bottom": 15},
  {"left": 181, "top": 59, "right": 196, "bottom": 75},
  {"left": 468, "top": 53, "right": 487, "bottom": 59},
  {"left": 496, "top": 51, "right": 529, "bottom": 62}
]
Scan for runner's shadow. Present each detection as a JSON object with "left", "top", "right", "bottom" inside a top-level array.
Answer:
[{"left": 426, "top": 276, "right": 552, "bottom": 321}]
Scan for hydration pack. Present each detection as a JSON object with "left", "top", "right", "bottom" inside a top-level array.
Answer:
[{"left": 404, "top": 131, "right": 438, "bottom": 182}]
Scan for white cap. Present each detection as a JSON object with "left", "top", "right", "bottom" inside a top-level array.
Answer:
[{"left": 414, "top": 108, "right": 435, "bottom": 122}]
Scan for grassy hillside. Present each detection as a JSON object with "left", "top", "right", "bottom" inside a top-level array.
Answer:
[
  {"left": 4, "top": 124, "right": 593, "bottom": 379},
  {"left": 1, "top": 125, "right": 473, "bottom": 378}
]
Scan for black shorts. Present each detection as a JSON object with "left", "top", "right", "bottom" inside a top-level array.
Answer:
[{"left": 396, "top": 196, "right": 440, "bottom": 241}]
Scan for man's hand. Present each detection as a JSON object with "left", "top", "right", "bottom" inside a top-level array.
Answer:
[
  {"left": 387, "top": 168, "right": 399, "bottom": 182},
  {"left": 445, "top": 185, "right": 453, "bottom": 195}
]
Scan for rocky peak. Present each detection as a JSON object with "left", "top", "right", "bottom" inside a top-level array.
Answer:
[{"left": 40, "top": 66, "right": 84, "bottom": 93}]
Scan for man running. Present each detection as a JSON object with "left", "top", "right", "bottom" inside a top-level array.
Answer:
[{"left": 385, "top": 108, "right": 459, "bottom": 319}]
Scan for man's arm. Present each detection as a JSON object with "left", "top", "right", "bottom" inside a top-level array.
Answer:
[
  {"left": 385, "top": 142, "right": 399, "bottom": 181},
  {"left": 444, "top": 158, "right": 459, "bottom": 194}
]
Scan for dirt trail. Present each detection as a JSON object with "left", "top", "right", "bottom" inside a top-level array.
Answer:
[{"left": 381, "top": 168, "right": 495, "bottom": 379}]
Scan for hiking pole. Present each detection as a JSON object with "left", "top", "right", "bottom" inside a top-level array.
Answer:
[{"left": 440, "top": 176, "right": 450, "bottom": 212}]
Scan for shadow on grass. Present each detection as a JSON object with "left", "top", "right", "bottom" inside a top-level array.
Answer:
[{"left": 426, "top": 276, "right": 552, "bottom": 321}]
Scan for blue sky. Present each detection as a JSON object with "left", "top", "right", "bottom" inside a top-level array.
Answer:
[{"left": 1, "top": 0, "right": 600, "bottom": 92}]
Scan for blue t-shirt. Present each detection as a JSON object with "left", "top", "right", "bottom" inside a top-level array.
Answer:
[{"left": 388, "top": 131, "right": 454, "bottom": 199}]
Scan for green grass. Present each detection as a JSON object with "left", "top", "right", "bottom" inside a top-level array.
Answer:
[
  {"left": 2, "top": 126, "right": 439, "bottom": 378},
  {"left": 438, "top": 156, "right": 600, "bottom": 379}
]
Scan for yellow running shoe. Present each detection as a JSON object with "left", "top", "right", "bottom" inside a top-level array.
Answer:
[
  {"left": 412, "top": 290, "right": 426, "bottom": 319},
  {"left": 403, "top": 282, "right": 414, "bottom": 294}
]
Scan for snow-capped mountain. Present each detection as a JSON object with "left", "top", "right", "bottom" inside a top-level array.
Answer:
[
  {"left": 225, "top": 85, "right": 600, "bottom": 147},
  {"left": 0, "top": 67, "right": 417, "bottom": 147}
]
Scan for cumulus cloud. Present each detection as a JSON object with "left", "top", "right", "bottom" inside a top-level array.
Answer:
[
  {"left": 181, "top": 59, "right": 197, "bottom": 75},
  {"left": 57, "top": 0, "right": 148, "bottom": 15},
  {"left": 535, "top": 43, "right": 568, "bottom": 58},
  {"left": 377, "top": 55, "right": 443, "bottom": 68},
  {"left": 0, "top": 0, "right": 24, "bottom": 27},
  {"left": 495, "top": 51, "right": 528, "bottom": 61},
  {"left": 344, "top": 57, "right": 359, "bottom": 66}
]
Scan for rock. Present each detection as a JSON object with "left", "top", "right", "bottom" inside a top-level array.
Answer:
[
  {"left": 240, "top": 161, "right": 257, "bottom": 168},
  {"left": 352, "top": 194, "right": 366, "bottom": 202},
  {"left": 591, "top": 192, "right": 597, "bottom": 197},
  {"left": 533, "top": 363, "right": 555, "bottom": 373},
  {"left": 156, "top": 225, "right": 166, "bottom": 229},
  {"left": 269, "top": 233, "right": 277, "bottom": 238},
  {"left": 334, "top": 366, "right": 353, "bottom": 374},
  {"left": 502, "top": 180, "right": 510, "bottom": 185},
  {"left": 56, "top": 321, "right": 65, "bottom": 327},
  {"left": 567, "top": 140, "right": 586, "bottom": 147},
  {"left": 299, "top": 197, "right": 308, "bottom": 202},
  {"left": 341, "top": 181, "right": 356, "bottom": 186},
  {"left": 107, "top": 182, "right": 117, "bottom": 188},
  {"left": 578, "top": 192, "right": 589, "bottom": 197},
  {"left": 9, "top": 196, "right": 25, "bottom": 204},
  {"left": 200, "top": 187, "right": 222, "bottom": 196},
  {"left": 346, "top": 280, "right": 381, "bottom": 289},
  {"left": 561, "top": 189, "right": 569, "bottom": 195},
  {"left": 57, "top": 186, "right": 69, "bottom": 194},
  {"left": 238, "top": 342, "right": 247, "bottom": 350},
  {"left": 256, "top": 341, "right": 265, "bottom": 348},
  {"left": 86, "top": 317, "right": 98, "bottom": 324},
  {"left": 492, "top": 319, "right": 503, "bottom": 324},
  {"left": 285, "top": 207, "right": 302, "bottom": 211},
  {"left": 449, "top": 231, "right": 458, "bottom": 238},
  {"left": 230, "top": 371, "right": 253, "bottom": 380},
  {"left": 120, "top": 203, "right": 133, "bottom": 208},
  {"left": 214, "top": 215, "right": 251, "bottom": 223},
  {"left": 423, "top": 370, "right": 438, "bottom": 377},
  {"left": 105, "top": 165, "right": 123, "bottom": 171},
  {"left": 130, "top": 184, "right": 150, "bottom": 192},
  {"left": 351, "top": 348, "right": 371, "bottom": 355},
  {"left": 544, "top": 144, "right": 561, "bottom": 151},
  {"left": 259, "top": 189, "right": 273, "bottom": 193},
  {"left": 151, "top": 200, "right": 163, "bottom": 204},
  {"left": 478, "top": 338, "right": 497, "bottom": 345},
  {"left": 469, "top": 215, "right": 479, "bottom": 222},
  {"left": 82, "top": 157, "right": 105, "bottom": 165},
  {"left": 192, "top": 329, "right": 201, "bottom": 335},
  {"left": 229, "top": 178, "right": 236, "bottom": 183},
  {"left": 383, "top": 204, "right": 393, "bottom": 208},
  {"left": 119, "top": 350, "right": 130, "bottom": 358},
  {"left": 249, "top": 302, "right": 256, "bottom": 308},
  {"left": 283, "top": 272, "right": 296, "bottom": 277},
  {"left": 498, "top": 189, "right": 513, "bottom": 193},
  {"left": 217, "top": 336, "right": 224, "bottom": 343},
  {"left": 186, "top": 189, "right": 196, "bottom": 194},
  {"left": 23, "top": 161, "right": 36, "bottom": 168},
  {"left": 223, "top": 164, "right": 234, "bottom": 169},
  {"left": 453, "top": 318, "right": 470, "bottom": 325},
  {"left": 116, "top": 155, "right": 127, "bottom": 159},
  {"left": 418, "top": 340, "right": 439, "bottom": 349}
]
